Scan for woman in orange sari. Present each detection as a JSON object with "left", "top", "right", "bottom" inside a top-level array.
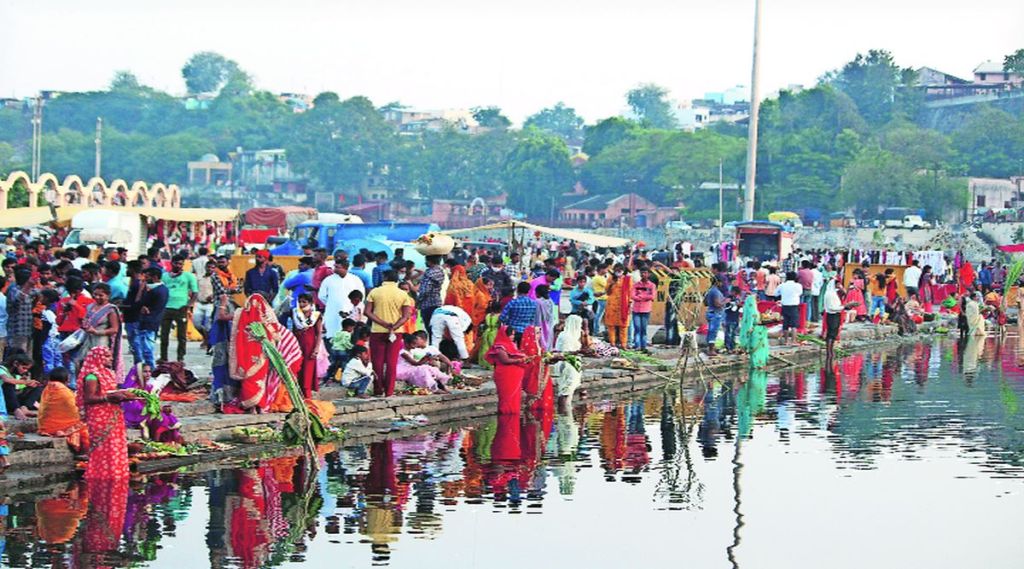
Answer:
[
  {"left": 445, "top": 265, "right": 480, "bottom": 354},
  {"left": 603, "top": 264, "right": 632, "bottom": 348},
  {"left": 469, "top": 276, "right": 494, "bottom": 358},
  {"left": 37, "top": 367, "right": 89, "bottom": 454}
]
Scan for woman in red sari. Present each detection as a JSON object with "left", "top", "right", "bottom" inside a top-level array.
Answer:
[
  {"left": 520, "top": 326, "right": 553, "bottom": 412},
  {"left": 291, "top": 293, "right": 324, "bottom": 398},
  {"left": 230, "top": 295, "right": 302, "bottom": 412},
  {"left": 77, "top": 346, "right": 135, "bottom": 480},
  {"left": 485, "top": 326, "right": 529, "bottom": 414}
]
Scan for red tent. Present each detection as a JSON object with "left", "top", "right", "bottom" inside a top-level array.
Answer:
[{"left": 997, "top": 244, "right": 1024, "bottom": 253}]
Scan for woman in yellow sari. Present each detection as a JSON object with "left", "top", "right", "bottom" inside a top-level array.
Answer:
[{"left": 603, "top": 264, "right": 632, "bottom": 348}]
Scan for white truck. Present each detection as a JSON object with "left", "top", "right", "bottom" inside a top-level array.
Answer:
[
  {"left": 63, "top": 210, "right": 147, "bottom": 259},
  {"left": 892, "top": 215, "right": 932, "bottom": 230}
]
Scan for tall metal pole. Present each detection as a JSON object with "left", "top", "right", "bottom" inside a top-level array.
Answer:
[
  {"left": 94, "top": 117, "right": 103, "bottom": 179},
  {"left": 742, "top": 0, "right": 763, "bottom": 221},
  {"left": 719, "top": 158, "right": 725, "bottom": 241},
  {"left": 31, "top": 97, "right": 43, "bottom": 181}
]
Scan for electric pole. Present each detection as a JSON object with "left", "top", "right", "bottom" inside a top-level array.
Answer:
[
  {"left": 742, "top": 0, "right": 763, "bottom": 221},
  {"left": 31, "top": 97, "right": 43, "bottom": 181},
  {"left": 94, "top": 117, "right": 103, "bottom": 179}
]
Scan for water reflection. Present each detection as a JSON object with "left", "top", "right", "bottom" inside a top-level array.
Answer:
[{"left": 4, "top": 338, "right": 1024, "bottom": 568}]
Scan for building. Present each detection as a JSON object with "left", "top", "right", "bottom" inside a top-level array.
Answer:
[
  {"left": 187, "top": 154, "right": 232, "bottom": 186},
  {"left": 381, "top": 108, "right": 481, "bottom": 135},
  {"left": 968, "top": 177, "right": 1022, "bottom": 217},
  {"left": 559, "top": 193, "right": 678, "bottom": 229},
  {"left": 673, "top": 98, "right": 750, "bottom": 132},
  {"left": 916, "top": 66, "right": 971, "bottom": 99},
  {"left": 278, "top": 93, "right": 314, "bottom": 113},
  {"left": 973, "top": 60, "right": 1024, "bottom": 87}
]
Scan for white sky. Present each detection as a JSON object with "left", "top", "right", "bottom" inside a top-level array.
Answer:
[{"left": 1, "top": 0, "right": 1021, "bottom": 124}]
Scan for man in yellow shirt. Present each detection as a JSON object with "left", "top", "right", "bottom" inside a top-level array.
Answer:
[
  {"left": 590, "top": 263, "right": 609, "bottom": 334},
  {"left": 364, "top": 270, "right": 414, "bottom": 397}
]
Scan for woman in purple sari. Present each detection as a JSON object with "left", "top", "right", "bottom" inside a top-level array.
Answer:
[{"left": 122, "top": 363, "right": 182, "bottom": 443}]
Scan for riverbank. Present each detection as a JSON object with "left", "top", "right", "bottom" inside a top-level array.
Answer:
[{"left": 0, "top": 320, "right": 941, "bottom": 494}]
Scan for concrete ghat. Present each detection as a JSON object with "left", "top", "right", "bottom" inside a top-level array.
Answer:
[{"left": 0, "top": 322, "right": 936, "bottom": 493}]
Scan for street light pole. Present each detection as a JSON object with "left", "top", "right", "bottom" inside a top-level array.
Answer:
[
  {"left": 31, "top": 97, "right": 43, "bottom": 181},
  {"left": 742, "top": 0, "right": 763, "bottom": 221},
  {"left": 94, "top": 117, "right": 103, "bottom": 179},
  {"left": 719, "top": 158, "right": 725, "bottom": 242}
]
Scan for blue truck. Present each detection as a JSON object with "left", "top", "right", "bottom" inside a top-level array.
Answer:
[{"left": 270, "top": 220, "right": 440, "bottom": 257}]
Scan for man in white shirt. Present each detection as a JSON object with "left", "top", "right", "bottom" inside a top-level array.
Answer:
[
  {"left": 810, "top": 265, "right": 824, "bottom": 322},
  {"left": 317, "top": 259, "right": 365, "bottom": 338},
  {"left": 903, "top": 260, "right": 922, "bottom": 297},
  {"left": 429, "top": 305, "right": 473, "bottom": 360},
  {"left": 777, "top": 271, "right": 804, "bottom": 346}
]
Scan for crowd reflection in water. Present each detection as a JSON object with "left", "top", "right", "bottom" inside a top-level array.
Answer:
[{"left": 3, "top": 339, "right": 1024, "bottom": 567}]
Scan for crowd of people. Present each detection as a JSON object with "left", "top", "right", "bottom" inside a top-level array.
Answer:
[
  {"left": 700, "top": 248, "right": 1018, "bottom": 363},
  {"left": 0, "top": 228, "right": 1015, "bottom": 480}
]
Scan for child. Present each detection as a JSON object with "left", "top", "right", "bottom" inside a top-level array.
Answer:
[
  {"left": 397, "top": 332, "right": 450, "bottom": 393},
  {"left": 340, "top": 345, "right": 374, "bottom": 397},
  {"left": 328, "top": 318, "right": 358, "bottom": 381},
  {"left": 476, "top": 301, "right": 502, "bottom": 369},
  {"left": 723, "top": 287, "right": 742, "bottom": 353},
  {"left": 346, "top": 289, "right": 365, "bottom": 323},
  {"left": 38, "top": 289, "right": 62, "bottom": 378}
]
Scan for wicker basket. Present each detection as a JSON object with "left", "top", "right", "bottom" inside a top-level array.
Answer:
[{"left": 414, "top": 232, "right": 455, "bottom": 256}]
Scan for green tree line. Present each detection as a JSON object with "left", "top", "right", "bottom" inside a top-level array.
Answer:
[{"left": 0, "top": 49, "right": 1021, "bottom": 220}]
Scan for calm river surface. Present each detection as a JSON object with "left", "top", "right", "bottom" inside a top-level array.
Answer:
[{"left": 5, "top": 337, "right": 1024, "bottom": 568}]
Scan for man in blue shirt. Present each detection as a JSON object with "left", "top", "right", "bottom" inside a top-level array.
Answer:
[
  {"left": 282, "top": 256, "right": 316, "bottom": 309},
  {"left": 371, "top": 251, "right": 389, "bottom": 288},
  {"left": 500, "top": 282, "right": 538, "bottom": 343},
  {"left": 244, "top": 251, "right": 280, "bottom": 301},
  {"left": 569, "top": 276, "right": 595, "bottom": 324},
  {"left": 978, "top": 262, "right": 993, "bottom": 294},
  {"left": 350, "top": 253, "right": 374, "bottom": 291}
]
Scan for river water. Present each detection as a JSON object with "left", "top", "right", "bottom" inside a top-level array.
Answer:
[{"left": 5, "top": 337, "right": 1024, "bottom": 568}]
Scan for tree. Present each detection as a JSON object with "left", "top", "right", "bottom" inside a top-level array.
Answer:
[
  {"left": 952, "top": 107, "right": 1024, "bottom": 178},
  {"left": 181, "top": 51, "right": 241, "bottom": 94},
  {"left": 524, "top": 102, "right": 584, "bottom": 141},
  {"left": 109, "top": 70, "right": 142, "bottom": 92},
  {"left": 828, "top": 50, "right": 917, "bottom": 126},
  {"left": 0, "top": 142, "right": 17, "bottom": 174},
  {"left": 1005, "top": 48, "right": 1024, "bottom": 75},
  {"left": 582, "top": 117, "right": 639, "bottom": 157},
  {"left": 581, "top": 129, "right": 744, "bottom": 213},
  {"left": 312, "top": 92, "right": 340, "bottom": 107},
  {"left": 392, "top": 128, "right": 515, "bottom": 199},
  {"left": 286, "top": 96, "right": 398, "bottom": 191},
  {"left": 626, "top": 83, "right": 677, "bottom": 129},
  {"left": 503, "top": 129, "right": 574, "bottom": 219},
  {"left": 472, "top": 107, "right": 512, "bottom": 130},
  {"left": 838, "top": 148, "right": 918, "bottom": 214}
]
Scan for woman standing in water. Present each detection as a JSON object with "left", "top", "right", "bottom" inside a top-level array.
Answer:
[
  {"left": 485, "top": 326, "right": 530, "bottom": 414},
  {"left": 77, "top": 346, "right": 136, "bottom": 479}
]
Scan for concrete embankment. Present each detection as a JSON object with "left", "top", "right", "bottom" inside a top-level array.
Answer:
[{"left": 0, "top": 321, "right": 935, "bottom": 494}]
